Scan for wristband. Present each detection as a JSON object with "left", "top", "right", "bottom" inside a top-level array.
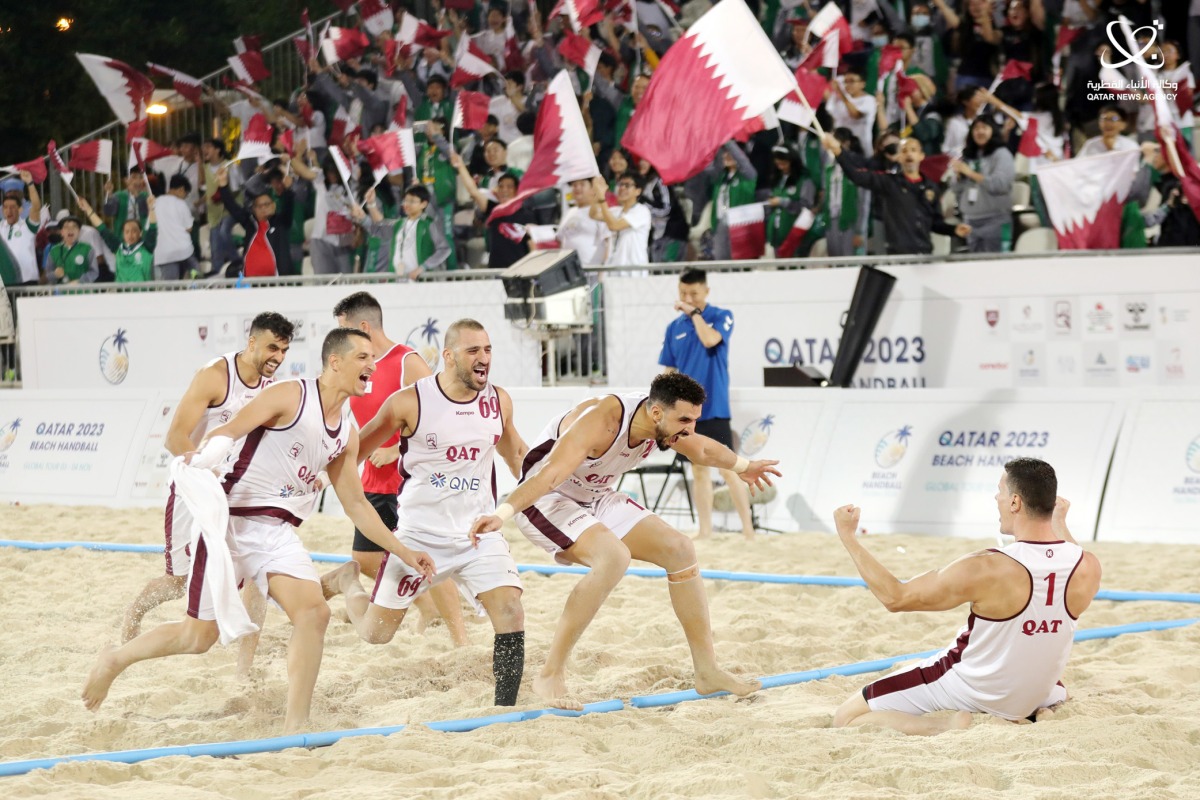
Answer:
[
  {"left": 689, "top": 308, "right": 702, "bottom": 317},
  {"left": 495, "top": 502, "right": 515, "bottom": 522},
  {"left": 733, "top": 456, "right": 750, "bottom": 474}
]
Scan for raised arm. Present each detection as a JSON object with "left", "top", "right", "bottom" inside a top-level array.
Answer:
[
  {"left": 670, "top": 431, "right": 780, "bottom": 492},
  {"left": 450, "top": 151, "right": 491, "bottom": 212}
]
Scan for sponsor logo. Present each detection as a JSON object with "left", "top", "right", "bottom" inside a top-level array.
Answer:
[
  {"left": 738, "top": 415, "right": 775, "bottom": 457},
  {"left": 0, "top": 417, "right": 20, "bottom": 454},
  {"left": 289, "top": 442, "right": 304, "bottom": 459},
  {"left": 429, "top": 472, "right": 481, "bottom": 492},
  {"left": 1187, "top": 435, "right": 1200, "bottom": 475},
  {"left": 1123, "top": 301, "right": 1151, "bottom": 332},
  {"left": 98, "top": 328, "right": 131, "bottom": 385},
  {"left": 1054, "top": 301, "right": 1072, "bottom": 332},
  {"left": 427, "top": 433, "right": 438, "bottom": 449},
  {"left": 1086, "top": 302, "right": 1114, "bottom": 335},
  {"left": 198, "top": 325, "right": 208, "bottom": 342},
  {"left": 430, "top": 472, "right": 447, "bottom": 488},
  {"left": 1172, "top": 434, "right": 1200, "bottom": 500},
  {"left": 874, "top": 426, "right": 912, "bottom": 469},
  {"left": 279, "top": 483, "right": 298, "bottom": 498},
  {"left": 1125, "top": 355, "right": 1151, "bottom": 373},
  {"left": 985, "top": 309, "right": 999, "bottom": 328},
  {"left": 675, "top": 332, "right": 687, "bottom": 339},
  {"left": 1165, "top": 347, "right": 1185, "bottom": 380},
  {"left": 405, "top": 317, "right": 442, "bottom": 372}
]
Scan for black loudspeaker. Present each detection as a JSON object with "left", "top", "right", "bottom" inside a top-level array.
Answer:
[
  {"left": 829, "top": 266, "right": 897, "bottom": 388},
  {"left": 763, "top": 365, "right": 829, "bottom": 387},
  {"left": 500, "top": 249, "right": 587, "bottom": 321}
]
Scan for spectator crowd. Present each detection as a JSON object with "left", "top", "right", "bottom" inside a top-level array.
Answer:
[{"left": 2, "top": 0, "right": 1199, "bottom": 288}]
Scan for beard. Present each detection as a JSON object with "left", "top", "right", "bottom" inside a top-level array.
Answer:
[{"left": 654, "top": 422, "right": 678, "bottom": 451}]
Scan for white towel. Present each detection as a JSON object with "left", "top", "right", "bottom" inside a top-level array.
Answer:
[{"left": 168, "top": 456, "right": 259, "bottom": 645}]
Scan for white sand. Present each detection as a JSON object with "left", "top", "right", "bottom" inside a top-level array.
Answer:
[{"left": 1, "top": 504, "right": 1198, "bottom": 799}]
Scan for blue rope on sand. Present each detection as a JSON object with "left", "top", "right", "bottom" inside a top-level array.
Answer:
[{"left": 3, "top": 540, "right": 1196, "bottom": 602}]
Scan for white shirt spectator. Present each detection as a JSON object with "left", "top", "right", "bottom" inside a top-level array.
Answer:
[
  {"left": 155, "top": 156, "right": 202, "bottom": 217},
  {"left": 0, "top": 215, "right": 40, "bottom": 283},
  {"left": 153, "top": 194, "right": 196, "bottom": 264},
  {"left": 508, "top": 134, "right": 534, "bottom": 173},
  {"left": 489, "top": 95, "right": 522, "bottom": 147},
  {"left": 606, "top": 203, "right": 651, "bottom": 266},
  {"left": 302, "top": 109, "right": 327, "bottom": 151},
  {"left": 558, "top": 207, "right": 610, "bottom": 266},
  {"left": 1077, "top": 134, "right": 1139, "bottom": 157},
  {"left": 827, "top": 87, "right": 878, "bottom": 156}
]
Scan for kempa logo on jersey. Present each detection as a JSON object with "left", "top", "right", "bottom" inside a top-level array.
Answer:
[
  {"left": 98, "top": 329, "right": 130, "bottom": 385},
  {"left": 429, "top": 472, "right": 481, "bottom": 492}
]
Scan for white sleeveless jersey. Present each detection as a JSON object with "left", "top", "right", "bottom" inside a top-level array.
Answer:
[
  {"left": 522, "top": 393, "right": 657, "bottom": 505},
  {"left": 223, "top": 379, "right": 348, "bottom": 525},
  {"left": 394, "top": 376, "right": 504, "bottom": 537},
  {"left": 189, "top": 351, "right": 271, "bottom": 443},
  {"left": 942, "top": 540, "right": 1085, "bottom": 718}
]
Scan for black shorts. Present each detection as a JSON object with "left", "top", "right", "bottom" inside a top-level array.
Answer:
[
  {"left": 695, "top": 417, "right": 733, "bottom": 450},
  {"left": 353, "top": 492, "right": 398, "bottom": 553}
]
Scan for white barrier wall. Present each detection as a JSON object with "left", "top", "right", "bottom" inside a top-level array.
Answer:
[
  {"left": 17, "top": 282, "right": 542, "bottom": 390},
  {"left": 0, "top": 386, "right": 1131, "bottom": 543},
  {"left": 1097, "top": 391, "right": 1200, "bottom": 543},
  {"left": 604, "top": 254, "right": 1200, "bottom": 390}
]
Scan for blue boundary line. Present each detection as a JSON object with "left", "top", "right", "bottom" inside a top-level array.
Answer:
[
  {"left": 1, "top": 620, "right": 1194, "bottom": 778},
  {"left": 3, "top": 540, "right": 1197, "bottom": 603}
]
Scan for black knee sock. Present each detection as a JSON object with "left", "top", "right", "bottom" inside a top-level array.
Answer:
[{"left": 493, "top": 631, "right": 525, "bottom": 706}]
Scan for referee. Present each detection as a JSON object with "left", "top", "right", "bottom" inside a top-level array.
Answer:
[{"left": 658, "top": 269, "right": 756, "bottom": 540}]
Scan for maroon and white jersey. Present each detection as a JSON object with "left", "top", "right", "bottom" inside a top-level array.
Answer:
[
  {"left": 189, "top": 351, "right": 271, "bottom": 443},
  {"left": 522, "top": 393, "right": 656, "bottom": 505},
  {"left": 394, "top": 376, "right": 504, "bottom": 537},
  {"left": 222, "top": 379, "right": 348, "bottom": 525},
  {"left": 923, "top": 540, "right": 1084, "bottom": 719}
]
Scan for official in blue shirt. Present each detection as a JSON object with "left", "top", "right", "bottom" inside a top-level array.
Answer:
[{"left": 658, "top": 269, "right": 755, "bottom": 540}]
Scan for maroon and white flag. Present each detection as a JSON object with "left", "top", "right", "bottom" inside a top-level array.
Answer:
[
  {"left": 233, "top": 35, "right": 263, "bottom": 54},
  {"left": 359, "top": 0, "right": 395, "bottom": 37},
  {"left": 1038, "top": 149, "right": 1140, "bottom": 250},
  {"left": 451, "top": 35, "right": 499, "bottom": 88},
  {"left": 146, "top": 63, "right": 205, "bottom": 107},
  {"left": 726, "top": 203, "right": 765, "bottom": 260},
  {"left": 358, "top": 128, "right": 417, "bottom": 184},
  {"left": 549, "top": 0, "right": 605, "bottom": 32},
  {"left": 452, "top": 90, "right": 491, "bottom": 131},
  {"left": 330, "top": 105, "right": 360, "bottom": 148},
  {"left": 322, "top": 27, "right": 371, "bottom": 64},
  {"left": 502, "top": 15, "right": 525, "bottom": 72},
  {"left": 777, "top": 66, "right": 828, "bottom": 130},
  {"left": 395, "top": 11, "right": 453, "bottom": 49},
  {"left": 621, "top": 0, "right": 795, "bottom": 184},
  {"left": 294, "top": 36, "right": 314, "bottom": 65},
  {"left": 391, "top": 96, "right": 409, "bottom": 130},
  {"left": 228, "top": 50, "right": 271, "bottom": 84},
  {"left": 987, "top": 59, "right": 1033, "bottom": 94},
  {"left": 773, "top": 207, "right": 814, "bottom": 259},
  {"left": 67, "top": 140, "right": 114, "bottom": 175},
  {"left": 4, "top": 157, "right": 48, "bottom": 184},
  {"left": 235, "top": 114, "right": 275, "bottom": 162},
  {"left": 47, "top": 141, "right": 73, "bottom": 184},
  {"left": 127, "top": 119, "right": 174, "bottom": 170},
  {"left": 488, "top": 71, "right": 598, "bottom": 221},
  {"left": 557, "top": 30, "right": 602, "bottom": 81},
  {"left": 76, "top": 54, "right": 155, "bottom": 124},
  {"left": 328, "top": 145, "right": 358, "bottom": 196},
  {"left": 803, "top": 2, "right": 852, "bottom": 66}
]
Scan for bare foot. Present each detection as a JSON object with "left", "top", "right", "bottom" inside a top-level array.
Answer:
[
  {"left": 533, "top": 674, "right": 584, "bottom": 711},
  {"left": 81, "top": 645, "right": 121, "bottom": 712},
  {"left": 947, "top": 711, "right": 973, "bottom": 731},
  {"left": 320, "top": 561, "right": 361, "bottom": 600},
  {"left": 695, "top": 667, "right": 761, "bottom": 698}
]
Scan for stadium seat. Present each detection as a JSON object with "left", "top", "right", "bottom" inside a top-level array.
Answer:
[
  {"left": 931, "top": 233, "right": 952, "bottom": 256},
  {"left": 1014, "top": 227, "right": 1057, "bottom": 252},
  {"left": 465, "top": 236, "right": 486, "bottom": 268},
  {"left": 1013, "top": 153, "right": 1030, "bottom": 179},
  {"left": 1011, "top": 181, "right": 1032, "bottom": 213}
]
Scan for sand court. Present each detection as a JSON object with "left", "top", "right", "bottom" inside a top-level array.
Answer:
[{"left": 1, "top": 503, "right": 1198, "bottom": 799}]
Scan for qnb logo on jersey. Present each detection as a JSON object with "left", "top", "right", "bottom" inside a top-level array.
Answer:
[
  {"left": 874, "top": 425, "right": 913, "bottom": 469},
  {"left": 279, "top": 483, "right": 298, "bottom": 498},
  {"left": 98, "top": 328, "right": 130, "bottom": 385},
  {"left": 739, "top": 415, "right": 775, "bottom": 457},
  {"left": 429, "top": 472, "right": 481, "bottom": 492},
  {"left": 0, "top": 418, "right": 21, "bottom": 453},
  {"left": 1021, "top": 619, "right": 1065, "bottom": 637}
]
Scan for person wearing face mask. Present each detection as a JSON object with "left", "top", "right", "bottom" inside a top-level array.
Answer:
[{"left": 907, "top": 1, "right": 954, "bottom": 91}]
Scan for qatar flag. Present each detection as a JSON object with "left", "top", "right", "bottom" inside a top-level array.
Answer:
[
  {"left": 390, "top": 96, "right": 408, "bottom": 130},
  {"left": 4, "top": 157, "right": 48, "bottom": 184},
  {"left": 329, "top": 145, "right": 357, "bottom": 191},
  {"left": 1017, "top": 117, "right": 1043, "bottom": 157},
  {"left": 557, "top": 30, "right": 602, "bottom": 81},
  {"left": 726, "top": 203, "right": 765, "bottom": 260},
  {"left": 502, "top": 15, "right": 524, "bottom": 72},
  {"left": 235, "top": 114, "right": 275, "bottom": 162},
  {"left": 228, "top": 50, "right": 270, "bottom": 84},
  {"left": 987, "top": 59, "right": 1033, "bottom": 94},
  {"left": 773, "top": 207, "right": 815, "bottom": 259},
  {"left": 918, "top": 153, "right": 952, "bottom": 183},
  {"left": 452, "top": 91, "right": 491, "bottom": 131},
  {"left": 804, "top": 1, "right": 852, "bottom": 63},
  {"left": 76, "top": 54, "right": 155, "bottom": 124},
  {"left": 67, "top": 140, "right": 114, "bottom": 175},
  {"left": 233, "top": 35, "right": 263, "bottom": 54},
  {"left": 358, "top": 128, "right": 417, "bottom": 184},
  {"left": 322, "top": 27, "right": 371, "bottom": 64},
  {"left": 294, "top": 36, "right": 314, "bottom": 65},
  {"left": 451, "top": 35, "right": 499, "bottom": 88},
  {"left": 359, "top": 0, "right": 395, "bottom": 37},
  {"left": 277, "top": 129, "right": 295, "bottom": 157},
  {"left": 395, "top": 12, "right": 453, "bottom": 49},
  {"left": 549, "top": 0, "right": 605, "bottom": 32},
  {"left": 777, "top": 66, "right": 828, "bottom": 129},
  {"left": 488, "top": 71, "right": 598, "bottom": 222},
  {"left": 48, "top": 141, "right": 73, "bottom": 184},
  {"left": 330, "top": 105, "right": 360, "bottom": 148},
  {"left": 621, "top": 0, "right": 795, "bottom": 184},
  {"left": 1038, "top": 149, "right": 1140, "bottom": 250},
  {"left": 146, "top": 63, "right": 205, "bottom": 107},
  {"left": 1156, "top": 126, "right": 1200, "bottom": 226}
]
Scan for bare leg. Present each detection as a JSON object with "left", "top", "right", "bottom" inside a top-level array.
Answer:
[
  {"left": 833, "top": 691, "right": 972, "bottom": 736},
  {"left": 718, "top": 468, "right": 756, "bottom": 540},
  {"left": 428, "top": 580, "right": 469, "bottom": 647},
  {"left": 339, "top": 565, "right": 410, "bottom": 644},
  {"left": 266, "top": 573, "right": 331, "bottom": 735},
  {"left": 692, "top": 463, "right": 715, "bottom": 539},
  {"left": 535, "top": 525, "right": 631, "bottom": 707},
  {"left": 235, "top": 581, "right": 268, "bottom": 681},
  {"left": 623, "top": 515, "right": 760, "bottom": 697},
  {"left": 121, "top": 574, "right": 187, "bottom": 642},
  {"left": 83, "top": 615, "right": 219, "bottom": 711},
  {"left": 352, "top": 550, "right": 385, "bottom": 581}
]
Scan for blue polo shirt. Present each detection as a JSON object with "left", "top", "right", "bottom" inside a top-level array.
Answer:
[{"left": 658, "top": 303, "right": 734, "bottom": 421}]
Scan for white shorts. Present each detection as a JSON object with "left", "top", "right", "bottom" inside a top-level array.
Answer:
[
  {"left": 516, "top": 490, "right": 653, "bottom": 565},
  {"left": 370, "top": 527, "right": 522, "bottom": 613},
  {"left": 164, "top": 483, "right": 193, "bottom": 577},
  {"left": 186, "top": 516, "right": 319, "bottom": 622},
  {"left": 864, "top": 659, "right": 1069, "bottom": 722}
]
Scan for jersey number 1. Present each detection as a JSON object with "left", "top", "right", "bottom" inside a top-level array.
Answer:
[{"left": 1044, "top": 572, "right": 1056, "bottom": 606}]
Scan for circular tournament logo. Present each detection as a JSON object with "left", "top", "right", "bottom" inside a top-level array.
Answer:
[
  {"left": 406, "top": 317, "right": 442, "bottom": 372},
  {"left": 738, "top": 415, "right": 774, "bottom": 456},
  {"left": 99, "top": 328, "right": 131, "bottom": 385},
  {"left": 1186, "top": 434, "right": 1200, "bottom": 474},
  {"left": 874, "top": 425, "right": 913, "bottom": 469},
  {"left": 0, "top": 418, "right": 20, "bottom": 453}
]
